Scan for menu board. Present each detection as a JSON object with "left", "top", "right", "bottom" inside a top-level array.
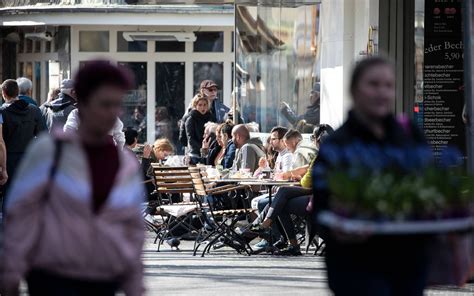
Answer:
[{"left": 423, "top": 0, "right": 465, "bottom": 157}]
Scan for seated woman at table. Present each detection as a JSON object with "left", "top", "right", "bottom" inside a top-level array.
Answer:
[
  {"left": 216, "top": 120, "right": 236, "bottom": 168},
  {"left": 200, "top": 122, "right": 219, "bottom": 165},
  {"left": 141, "top": 138, "right": 175, "bottom": 205},
  {"left": 251, "top": 124, "right": 333, "bottom": 255}
]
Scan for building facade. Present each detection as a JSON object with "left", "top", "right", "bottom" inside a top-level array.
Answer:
[{"left": 1, "top": 0, "right": 471, "bottom": 159}]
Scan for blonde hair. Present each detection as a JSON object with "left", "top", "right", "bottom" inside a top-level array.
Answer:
[
  {"left": 191, "top": 94, "right": 210, "bottom": 109},
  {"left": 153, "top": 138, "right": 174, "bottom": 153}
]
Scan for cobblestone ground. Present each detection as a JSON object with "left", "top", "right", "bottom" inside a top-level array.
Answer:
[{"left": 143, "top": 233, "right": 474, "bottom": 296}]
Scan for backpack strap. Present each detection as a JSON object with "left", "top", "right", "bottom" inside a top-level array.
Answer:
[
  {"left": 42, "top": 138, "right": 63, "bottom": 202},
  {"left": 27, "top": 138, "right": 63, "bottom": 263}
]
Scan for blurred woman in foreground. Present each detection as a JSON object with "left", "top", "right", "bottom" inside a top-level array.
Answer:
[
  {"left": 1, "top": 61, "right": 145, "bottom": 296},
  {"left": 313, "top": 57, "right": 431, "bottom": 296}
]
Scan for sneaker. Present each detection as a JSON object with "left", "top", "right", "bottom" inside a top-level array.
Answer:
[
  {"left": 274, "top": 245, "right": 302, "bottom": 256},
  {"left": 252, "top": 239, "right": 270, "bottom": 254},
  {"left": 273, "top": 238, "right": 288, "bottom": 250}
]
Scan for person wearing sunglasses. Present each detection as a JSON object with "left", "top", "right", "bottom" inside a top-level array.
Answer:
[
  {"left": 199, "top": 80, "right": 230, "bottom": 123},
  {"left": 178, "top": 80, "right": 230, "bottom": 153}
]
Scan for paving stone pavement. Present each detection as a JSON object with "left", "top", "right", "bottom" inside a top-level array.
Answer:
[{"left": 143, "top": 233, "right": 474, "bottom": 296}]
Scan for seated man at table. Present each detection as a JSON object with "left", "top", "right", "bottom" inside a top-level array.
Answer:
[
  {"left": 250, "top": 124, "right": 334, "bottom": 255},
  {"left": 251, "top": 126, "right": 292, "bottom": 209},
  {"left": 283, "top": 129, "right": 317, "bottom": 169},
  {"left": 231, "top": 124, "right": 266, "bottom": 173}
]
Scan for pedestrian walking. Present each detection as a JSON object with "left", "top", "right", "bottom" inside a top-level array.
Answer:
[
  {"left": 40, "top": 79, "right": 77, "bottom": 131},
  {"left": 1, "top": 60, "right": 145, "bottom": 296},
  {"left": 16, "top": 77, "right": 37, "bottom": 106},
  {"left": 0, "top": 79, "right": 46, "bottom": 208}
]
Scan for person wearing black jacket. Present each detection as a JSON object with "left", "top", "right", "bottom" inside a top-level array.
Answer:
[
  {"left": 312, "top": 57, "right": 432, "bottom": 296},
  {"left": 40, "top": 79, "right": 77, "bottom": 131},
  {"left": 0, "top": 79, "right": 46, "bottom": 206},
  {"left": 185, "top": 94, "right": 213, "bottom": 164}
]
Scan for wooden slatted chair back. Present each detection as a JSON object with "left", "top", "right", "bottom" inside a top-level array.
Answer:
[
  {"left": 151, "top": 164, "right": 194, "bottom": 195},
  {"left": 189, "top": 167, "right": 208, "bottom": 196}
]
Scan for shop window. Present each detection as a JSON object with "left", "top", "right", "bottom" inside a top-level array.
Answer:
[
  {"left": 54, "top": 33, "right": 59, "bottom": 52},
  {"left": 34, "top": 62, "right": 41, "bottom": 102},
  {"left": 155, "top": 41, "right": 185, "bottom": 52},
  {"left": 193, "top": 62, "right": 224, "bottom": 100},
  {"left": 194, "top": 32, "right": 224, "bottom": 52},
  {"left": 117, "top": 31, "right": 147, "bottom": 52},
  {"left": 118, "top": 62, "right": 147, "bottom": 143},
  {"left": 18, "top": 62, "right": 24, "bottom": 77},
  {"left": 25, "top": 62, "right": 33, "bottom": 81},
  {"left": 34, "top": 41, "right": 41, "bottom": 53},
  {"left": 45, "top": 41, "right": 52, "bottom": 53},
  {"left": 156, "top": 62, "right": 185, "bottom": 149},
  {"left": 18, "top": 35, "right": 24, "bottom": 54},
  {"left": 79, "top": 31, "right": 109, "bottom": 52},
  {"left": 26, "top": 39, "right": 33, "bottom": 53}
]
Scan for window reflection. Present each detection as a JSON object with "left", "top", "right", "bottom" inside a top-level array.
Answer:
[
  {"left": 194, "top": 32, "right": 224, "bottom": 52},
  {"left": 193, "top": 62, "right": 224, "bottom": 100},
  {"left": 79, "top": 31, "right": 109, "bottom": 52},
  {"left": 155, "top": 41, "right": 185, "bottom": 52},
  {"left": 34, "top": 62, "right": 41, "bottom": 102},
  {"left": 34, "top": 41, "right": 41, "bottom": 53},
  {"left": 18, "top": 34, "right": 24, "bottom": 53},
  {"left": 119, "top": 62, "right": 147, "bottom": 143},
  {"left": 235, "top": 3, "right": 321, "bottom": 133},
  {"left": 117, "top": 31, "right": 147, "bottom": 52},
  {"left": 26, "top": 39, "right": 32, "bottom": 53},
  {"left": 25, "top": 62, "right": 33, "bottom": 81},
  {"left": 156, "top": 62, "right": 185, "bottom": 149},
  {"left": 19, "top": 62, "right": 24, "bottom": 77}
]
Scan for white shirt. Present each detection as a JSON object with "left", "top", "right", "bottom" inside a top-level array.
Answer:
[
  {"left": 274, "top": 148, "right": 293, "bottom": 174},
  {"left": 63, "top": 109, "right": 126, "bottom": 148}
]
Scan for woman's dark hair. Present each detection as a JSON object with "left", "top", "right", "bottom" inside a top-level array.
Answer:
[
  {"left": 74, "top": 60, "right": 134, "bottom": 105},
  {"left": 124, "top": 128, "right": 138, "bottom": 146},
  {"left": 220, "top": 120, "right": 235, "bottom": 138},
  {"left": 350, "top": 56, "right": 393, "bottom": 97},
  {"left": 313, "top": 124, "right": 334, "bottom": 144}
]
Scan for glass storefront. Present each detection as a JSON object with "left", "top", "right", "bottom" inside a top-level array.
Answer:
[
  {"left": 156, "top": 62, "right": 185, "bottom": 147},
  {"left": 119, "top": 62, "right": 148, "bottom": 143},
  {"left": 235, "top": 0, "right": 321, "bottom": 133}
]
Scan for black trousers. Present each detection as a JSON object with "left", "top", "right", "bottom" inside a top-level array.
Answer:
[
  {"left": 27, "top": 269, "right": 120, "bottom": 296},
  {"left": 325, "top": 236, "right": 431, "bottom": 296}
]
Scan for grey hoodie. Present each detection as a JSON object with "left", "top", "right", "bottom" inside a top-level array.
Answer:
[
  {"left": 232, "top": 137, "right": 266, "bottom": 173},
  {"left": 40, "top": 93, "right": 76, "bottom": 131}
]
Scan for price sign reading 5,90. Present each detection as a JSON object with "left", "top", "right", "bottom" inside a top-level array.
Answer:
[{"left": 444, "top": 52, "right": 463, "bottom": 61}]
